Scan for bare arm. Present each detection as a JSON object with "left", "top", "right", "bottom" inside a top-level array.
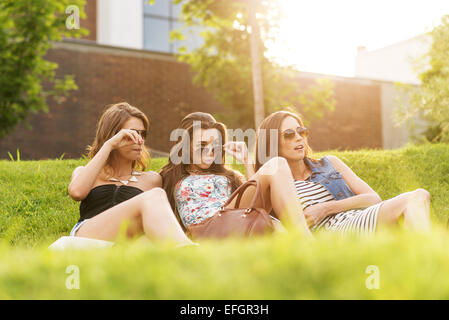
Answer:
[
  {"left": 243, "top": 161, "right": 256, "bottom": 180},
  {"left": 139, "top": 171, "right": 163, "bottom": 191},
  {"left": 304, "top": 155, "right": 382, "bottom": 226},
  {"left": 322, "top": 155, "right": 381, "bottom": 215},
  {"left": 68, "top": 129, "right": 143, "bottom": 201},
  {"left": 68, "top": 143, "right": 113, "bottom": 201},
  {"left": 223, "top": 141, "right": 255, "bottom": 180}
]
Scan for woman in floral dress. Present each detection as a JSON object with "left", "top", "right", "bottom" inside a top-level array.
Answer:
[{"left": 160, "top": 113, "right": 311, "bottom": 236}]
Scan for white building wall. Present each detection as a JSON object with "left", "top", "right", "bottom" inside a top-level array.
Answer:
[
  {"left": 380, "top": 83, "right": 410, "bottom": 149},
  {"left": 97, "top": 0, "right": 143, "bottom": 50},
  {"left": 355, "top": 34, "right": 432, "bottom": 85},
  {"left": 355, "top": 34, "right": 433, "bottom": 149}
]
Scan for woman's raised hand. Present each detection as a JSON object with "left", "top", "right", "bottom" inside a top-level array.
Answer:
[
  {"left": 106, "top": 129, "right": 144, "bottom": 150},
  {"left": 223, "top": 141, "right": 249, "bottom": 164}
]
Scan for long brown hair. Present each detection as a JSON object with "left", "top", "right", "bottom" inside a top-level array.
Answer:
[
  {"left": 255, "top": 110, "right": 314, "bottom": 171},
  {"left": 160, "top": 113, "right": 243, "bottom": 223},
  {"left": 87, "top": 102, "right": 151, "bottom": 178},
  {"left": 179, "top": 112, "right": 217, "bottom": 130}
]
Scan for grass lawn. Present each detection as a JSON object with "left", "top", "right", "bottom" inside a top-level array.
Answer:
[{"left": 0, "top": 143, "right": 448, "bottom": 299}]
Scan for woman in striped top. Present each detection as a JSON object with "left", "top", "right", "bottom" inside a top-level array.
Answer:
[
  {"left": 294, "top": 179, "right": 381, "bottom": 235},
  {"left": 255, "top": 111, "right": 432, "bottom": 235}
]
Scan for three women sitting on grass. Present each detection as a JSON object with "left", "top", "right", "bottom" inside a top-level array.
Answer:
[{"left": 67, "top": 102, "right": 431, "bottom": 244}]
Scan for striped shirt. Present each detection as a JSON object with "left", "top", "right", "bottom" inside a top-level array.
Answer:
[{"left": 295, "top": 179, "right": 380, "bottom": 235}]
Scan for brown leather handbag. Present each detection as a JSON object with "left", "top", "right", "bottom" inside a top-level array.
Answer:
[{"left": 187, "top": 179, "right": 275, "bottom": 240}]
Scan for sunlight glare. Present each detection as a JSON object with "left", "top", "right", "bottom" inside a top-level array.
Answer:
[{"left": 267, "top": 0, "right": 449, "bottom": 77}]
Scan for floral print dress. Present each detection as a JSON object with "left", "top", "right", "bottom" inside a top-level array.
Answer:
[{"left": 174, "top": 174, "right": 232, "bottom": 228}]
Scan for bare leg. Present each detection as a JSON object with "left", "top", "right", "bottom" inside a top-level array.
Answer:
[
  {"left": 226, "top": 157, "right": 311, "bottom": 235},
  {"left": 272, "top": 219, "right": 288, "bottom": 234},
  {"left": 377, "top": 188, "right": 431, "bottom": 232},
  {"left": 75, "top": 188, "right": 194, "bottom": 245}
]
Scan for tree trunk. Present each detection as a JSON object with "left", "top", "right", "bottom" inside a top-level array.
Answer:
[{"left": 248, "top": 0, "right": 265, "bottom": 129}]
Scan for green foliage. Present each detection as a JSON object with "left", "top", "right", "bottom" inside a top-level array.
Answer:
[
  {"left": 0, "top": 0, "right": 87, "bottom": 138},
  {"left": 7, "top": 149, "right": 20, "bottom": 162},
  {"left": 170, "top": 0, "right": 336, "bottom": 128},
  {"left": 394, "top": 15, "right": 449, "bottom": 143},
  {"left": 0, "top": 145, "right": 449, "bottom": 298},
  {"left": 1, "top": 144, "right": 448, "bottom": 247},
  {"left": 2, "top": 229, "right": 449, "bottom": 299}
]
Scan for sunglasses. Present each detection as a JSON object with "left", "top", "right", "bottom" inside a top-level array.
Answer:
[
  {"left": 130, "top": 129, "right": 147, "bottom": 140},
  {"left": 194, "top": 142, "right": 223, "bottom": 155},
  {"left": 282, "top": 127, "right": 309, "bottom": 140}
]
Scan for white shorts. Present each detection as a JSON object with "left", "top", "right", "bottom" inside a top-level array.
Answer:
[{"left": 69, "top": 219, "right": 89, "bottom": 236}]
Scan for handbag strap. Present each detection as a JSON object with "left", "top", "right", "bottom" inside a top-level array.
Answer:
[{"left": 222, "top": 179, "right": 265, "bottom": 210}]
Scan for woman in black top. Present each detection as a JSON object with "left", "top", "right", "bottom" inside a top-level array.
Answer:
[{"left": 67, "top": 102, "right": 194, "bottom": 246}]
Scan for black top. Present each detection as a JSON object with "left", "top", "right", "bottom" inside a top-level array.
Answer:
[{"left": 78, "top": 184, "right": 143, "bottom": 222}]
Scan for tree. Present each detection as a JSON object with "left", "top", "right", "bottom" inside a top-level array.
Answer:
[
  {"left": 169, "top": 0, "right": 336, "bottom": 129},
  {"left": 248, "top": 0, "right": 264, "bottom": 128},
  {"left": 395, "top": 15, "right": 449, "bottom": 143},
  {"left": 0, "top": 0, "right": 87, "bottom": 139}
]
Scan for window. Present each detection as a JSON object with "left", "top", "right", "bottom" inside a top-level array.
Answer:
[
  {"left": 143, "top": 0, "right": 169, "bottom": 17},
  {"left": 143, "top": 18, "right": 170, "bottom": 52},
  {"left": 142, "top": 0, "right": 202, "bottom": 54}
]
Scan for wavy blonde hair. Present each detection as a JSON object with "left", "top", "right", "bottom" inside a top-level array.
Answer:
[{"left": 87, "top": 102, "right": 151, "bottom": 178}]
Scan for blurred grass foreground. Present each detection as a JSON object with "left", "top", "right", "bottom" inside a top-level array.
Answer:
[{"left": 0, "top": 143, "right": 449, "bottom": 299}]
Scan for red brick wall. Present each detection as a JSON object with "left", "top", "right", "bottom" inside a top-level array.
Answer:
[
  {"left": 0, "top": 42, "right": 224, "bottom": 159},
  {"left": 0, "top": 41, "right": 383, "bottom": 159},
  {"left": 295, "top": 76, "right": 383, "bottom": 152},
  {"left": 82, "top": 0, "right": 96, "bottom": 41}
]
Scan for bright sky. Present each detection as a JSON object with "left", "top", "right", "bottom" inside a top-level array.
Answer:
[{"left": 267, "top": 0, "right": 449, "bottom": 77}]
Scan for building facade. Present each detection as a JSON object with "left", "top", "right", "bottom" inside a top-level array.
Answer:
[
  {"left": 355, "top": 34, "right": 432, "bottom": 146},
  {"left": 96, "top": 0, "right": 202, "bottom": 53},
  {"left": 0, "top": 0, "right": 418, "bottom": 159},
  {"left": 355, "top": 34, "right": 432, "bottom": 85}
]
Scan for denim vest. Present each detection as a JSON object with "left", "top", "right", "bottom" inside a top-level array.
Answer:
[{"left": 304, "top": 156, "right": 355, "bottom": 200}]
